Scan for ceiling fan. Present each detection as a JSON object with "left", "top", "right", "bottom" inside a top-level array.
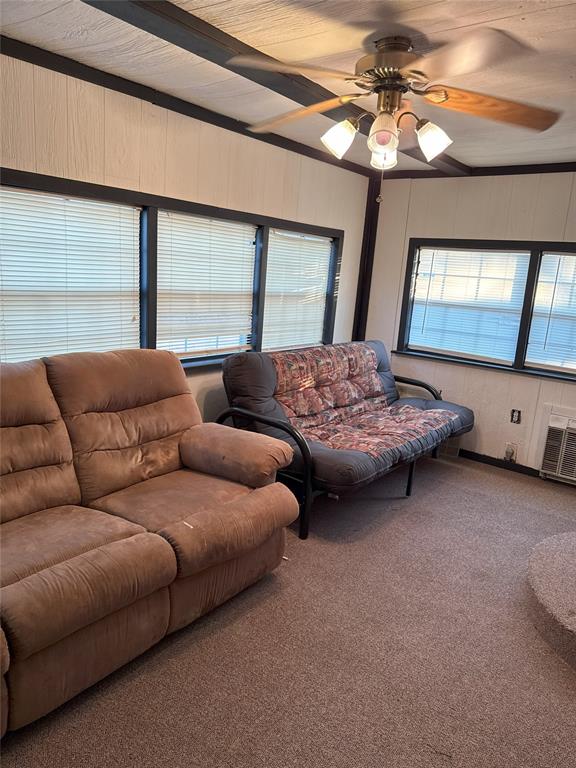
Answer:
[{"left": 229, "top": 28, "right": 561, "bottom": 170}]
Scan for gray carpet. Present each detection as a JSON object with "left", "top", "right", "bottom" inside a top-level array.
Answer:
[
  {"left": 3, "top": 458, "right": 576, "bottom": 768},
  {"left": 528, "top": 532, "right": 576, "bottom": 670}
]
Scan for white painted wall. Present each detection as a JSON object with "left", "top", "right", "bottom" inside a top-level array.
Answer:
[
  {"left": 366, "top": 173, "right": 576, "bottom": 469},
  {"left": 0, "top": 54, "right": 368, "bottom": 419}
]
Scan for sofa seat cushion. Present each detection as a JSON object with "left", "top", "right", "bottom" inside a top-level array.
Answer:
[
  {"left": 91, "top": 469, "right": 252, "bottom": 529},
  {"left": 91, "top": 470, "right": 299, "bottom": 578},
  {"left": 298, "top": 441, "right": 383, "bottom": 492},
  {"left": 395, "top": 397, "right": 475, "bottom": 436},
  {"left": 295, "top": 403, "right": 460, "bottom": 487},
  {"left": 0, "top": 505, "right": 176, "bottom": 661}
]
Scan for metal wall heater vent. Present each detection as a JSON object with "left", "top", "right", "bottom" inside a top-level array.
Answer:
[{"left": 540, "top": 413, "right": 576, "bottom": 486}]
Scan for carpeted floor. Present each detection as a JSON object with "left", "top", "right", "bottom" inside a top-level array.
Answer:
[{"left": 3, "top": 458, "right": 576, "bottom": 768}]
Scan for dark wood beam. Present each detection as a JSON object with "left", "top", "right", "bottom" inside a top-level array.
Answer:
[
  {"left": 371, "top": 160, "right": 576, "bottom": 180},
  {"left": 82, "top": 0, "right": 371, "bottom": 132},
  {"left": 0, "top": 35, "right": 374, "bottom": 179},
  {"left": 4, "top": 34, "right": 569, "bottom": 181},
  {"left": 401, "top": 147, "right": 471, "bottom": 177},
  {"left": 471, "top": 162, "right": 576, "bottom": 176},
  {"left": 83, "top": 0, "right": 471, "bottom": 176},
  {"left": 352, "top": 174, "right": 381, "bottom": 340}
]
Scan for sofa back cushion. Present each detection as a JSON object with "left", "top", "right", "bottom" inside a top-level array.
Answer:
[
  {"left": 222, "top": 341, "right": 398, "bottom": 439},
  {"left": 44, "top": 349, "right": 201, "bottom": 503},
  {"left": 270, "top": 341, "right": 398, "bottom": 421},
  {"left": 0, "top": 360, "right": 80, "bottom": 522}
]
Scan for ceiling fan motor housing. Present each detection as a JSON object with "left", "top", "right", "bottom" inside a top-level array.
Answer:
[
  {"left": 376, "top": 89, "right": 404, "bottom": 114},
  {"left": 355, "top": 36, "right": 417, "bottom": 114},
  {"left": 355, "top": 36, "right": 418, "bottom": 78}
]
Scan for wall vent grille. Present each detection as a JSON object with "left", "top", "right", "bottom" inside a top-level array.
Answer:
[
  {"left": 540, "top": 417, "right": 576, "bottom": 486},
  {"left": 559, "top": 429, "right": 576, "bottom": 479}
]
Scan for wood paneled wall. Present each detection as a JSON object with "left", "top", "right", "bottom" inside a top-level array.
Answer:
[
  {"left": 0, "top": 54, "right": 368, "bottom": 417},
  {"left": 366, "top": 173, "right": 576, "bottom": 469}
]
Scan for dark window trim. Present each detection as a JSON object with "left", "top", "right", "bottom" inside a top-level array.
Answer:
[
  {"left": 139, "top": 206, "right": 157, "bottom": 349},
  {"left": 0, "top": 168, "right": 343, "bottom": 239},
  {"left": 323, "top": 236, "right": 343, "bottom": 345},
  {"left": 1, "top": 167, "right": 343, "bottom": 368},
  {"left": 392, "top": 350, "right": 576, "bottom": 383},
  {"left": 396, "top": 237, "right": 576, "bottom": 381},
  {"left": 251, "top": 225, "right": 268, "bottom": 353}
]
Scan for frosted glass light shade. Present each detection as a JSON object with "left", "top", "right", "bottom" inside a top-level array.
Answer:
[
  {"left": 370, "top": 149, "right": 398, "bottom": 170},
  {"left": 367, "top": 112, "right": 399, "bottom": 152},
  {"left": 416, "top": 120, "right": 453, "bottom": 161},
  {"left": 320, "top": 119, "right": 357, "bottom": 159}
]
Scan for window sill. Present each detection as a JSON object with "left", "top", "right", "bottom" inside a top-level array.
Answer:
[{"left": 391, "top": 349, "right": 576, "bottom": 383}]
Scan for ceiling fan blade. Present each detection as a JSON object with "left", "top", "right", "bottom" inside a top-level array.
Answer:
[
  {"left": 248, "top": 94, "right": 365, "bottom": 134},
  {"left": 423, "top": 86, "right": 561, "bottom": 131},
  {"left": 229, "top": 54, "right": 355, "bottom": 80},
  {"left": 403, "top": 27, "right": 531, "bottom": 82}
]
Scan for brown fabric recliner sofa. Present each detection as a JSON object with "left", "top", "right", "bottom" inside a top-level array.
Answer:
[{"left": 0, "top": 349, "right": 298, "bottom": 733}]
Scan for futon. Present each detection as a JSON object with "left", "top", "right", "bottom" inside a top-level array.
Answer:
[{"left": 222, "top": 340, "right": 474, "bottom": 536}]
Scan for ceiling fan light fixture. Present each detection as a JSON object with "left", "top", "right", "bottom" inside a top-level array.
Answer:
[
  {"left": 320, "top": 119, "right": 358, "bottom": 159},
  {"left": 370, "top": 149, "right": 398, "bottom": 170},
  {"left": 415, "top": 119, "right": 453, "bottom": 162},
  {"left": 367, "top": 112, "right": 399, "bottom": 153}
]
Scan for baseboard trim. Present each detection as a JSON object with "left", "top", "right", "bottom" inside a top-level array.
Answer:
[{"left": 458, "top": 449, "right": 540, "bottom": 477}]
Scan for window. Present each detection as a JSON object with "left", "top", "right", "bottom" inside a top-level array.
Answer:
[
  {"left": 406, "top": 246, "right": 530, "bottom": 364},
  {"left": 526, "top": 252, "right": 576, "bottom": 372},
  {"left": 157, "top": 210, "right": 257, "bottom": 357},
  {"left": 0, "top": 187, "right": 140, "bottom": 363},
  {"left": 261, "top": 229, "right": 335, "bottom": 351},
  {"left": 399, "top": 239, "right": 576, "bottom": 377},
  {"left": 1, "top": 172, "right": 342, "bottom": 366}
]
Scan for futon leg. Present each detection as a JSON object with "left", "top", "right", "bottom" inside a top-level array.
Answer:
[
  {"left": 298, "top": 476, "right": 313, "bottom": 540},
  {"left": 432, "top": 447, "right": 439, "bottom": 459},
  {"left": 406, "top": 461, "right": 415, "bottom": 497}
]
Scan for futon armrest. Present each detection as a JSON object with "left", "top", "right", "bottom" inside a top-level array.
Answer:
[
  {"left": 394, "top": 375, "right": 442, "bottom": 400},
  {"left": 179, "top": 422, "right": 294, "bottom": 488}
]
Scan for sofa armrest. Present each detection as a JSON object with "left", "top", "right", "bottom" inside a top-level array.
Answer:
[
  {"left": 180, "top": 422, "right": 294, "bottom": 488},
  {"left": 394, "top": 375, "right": 442, "bottom": 400}
]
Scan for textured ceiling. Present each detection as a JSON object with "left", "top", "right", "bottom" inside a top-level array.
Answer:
[
  {"left": 174, "top": 0, "right": 576, "bottom": 166},
  {"left": 0, "top": 0, "right": 431, "bottom": 170},
  {"left": 1, "top": 0, "right": 575, "bottom": 169}
]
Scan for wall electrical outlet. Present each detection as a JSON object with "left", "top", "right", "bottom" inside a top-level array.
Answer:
[
  {"left": 510, "top": 409, "right": 521, "bottom": 424},
  {"left": 504, "top": 442, "right": 518, "bottom": 463}
]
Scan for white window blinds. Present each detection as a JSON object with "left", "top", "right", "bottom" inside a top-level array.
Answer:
[
  {"left": 526, "top": 252, "right": 576, "bottom": 372},
  {"left": 407, "top": 247, "right": 530, "bottom": 364},
  {"left": 0, "top": 187, "right": 140, "bottom": 363},
  {"left": 261, "top": 229, "right": 333, "bottom": 352},
  {"left": 157, "top": 210, "right": 257, "bottom": 357}
]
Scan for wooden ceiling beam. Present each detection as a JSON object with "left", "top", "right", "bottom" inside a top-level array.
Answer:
[
  {"left": 401, "top": 147, "right": 471, "bottom": 177},
  {"left": 0, "top": 34, "right": 374, "bottom": 178},
  {"left": 82, "top": 0, "right": 472, "bottom": 176},
  {"left": 81, "top": 0, "right": 372, "bottom": 132}
]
